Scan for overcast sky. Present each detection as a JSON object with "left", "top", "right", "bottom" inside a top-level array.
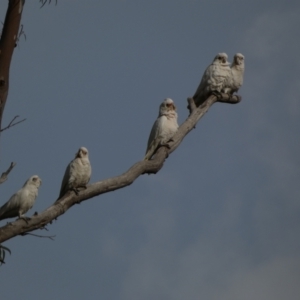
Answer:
[{"left": 0, "top": 1, "right": 299, "bottom": 299}]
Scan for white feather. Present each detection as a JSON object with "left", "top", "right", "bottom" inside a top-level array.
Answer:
[
  {"left": 145, "top": 98, "right": 178, "bottom": 160},
  {"left": 0, "top": 175, "right": 42, "bottom": 221},
  {"left": 193, "top": 53, "right": 231, "bottom": 106},
  {"left": 223, "top": 53, "right": 245, "bottom": 94},
  {"left": 58, "top": 147, "right": 92, "bottom": 199}
]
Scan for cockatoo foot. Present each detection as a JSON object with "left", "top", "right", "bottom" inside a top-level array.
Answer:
[
  {"left": 161, "top": 143, "right": 171, "bottom": 149},
  {"left": 72, "top": 188, "right": 79, "bottom": 195},
  {"left": 211, "top": 90, "right": 222, "bottom": 98},
  {"left": 78, "top": 185, "right": 87, "bottom": 190},
  {"left": 19, "top": 216, "right": 30, "bottom": 224}
]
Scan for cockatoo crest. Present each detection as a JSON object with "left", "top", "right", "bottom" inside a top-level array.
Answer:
[
  {"left": 24, "top": 175, "right": 42, "bottom": 188},
  {"left": 75, "top": 147, "right": 89, "bottom": 159},
  {"left": 159, "top": 98, "right": 177, "bottom": 117},
  {"left": 213, "top": 53, "right": 230, "bottom": 66},
  {"left": 232, "top": 53, "right": 244, "bottom": 66}
]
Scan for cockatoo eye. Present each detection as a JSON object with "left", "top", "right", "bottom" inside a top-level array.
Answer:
[{"left": 32, "top": 177, "right": 37, "bottom": 182}]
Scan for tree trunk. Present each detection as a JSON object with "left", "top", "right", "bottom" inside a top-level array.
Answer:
[{"left": 0, "top": 0, "right": 24, "bottom": 134}]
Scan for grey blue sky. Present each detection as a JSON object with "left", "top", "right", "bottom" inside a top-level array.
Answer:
[{"left": 0, "top": 1, "right": 299, "bottom": 299}]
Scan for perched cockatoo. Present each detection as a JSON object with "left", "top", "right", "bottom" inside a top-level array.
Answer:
[
  {"left": 144, "top": 98, "right": 178, "bottom": 160},
  {"left": 193, "top": 53, "right": 231, "bottom": 106},
  {"left": 222, "top": 53, "right": 245, "bottom": 95},
  {"left": 0, "top": 175, "right": 42, "bottom": 221},
  {"left": 58, "top": 147, "right": 91, "bottom": 199}
]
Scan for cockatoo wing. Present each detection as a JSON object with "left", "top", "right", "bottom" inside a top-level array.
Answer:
[
  {"left": 0, "top": 192, "right": 21, "bottom": 220},
  {"left": 194, "top": 64, "right": 227, "bottom": 105},
  {"left": 194, "top": 61, "right": 230, "bottom": 106},
  {"left": 193, "top": 65, "right": 213, "bottom": 104},
  {"left": 145, "top": 116, "right": 166, "bottom": 160},
  {"left": 58, "top": 162, "right": 71, "bottom": 198}
]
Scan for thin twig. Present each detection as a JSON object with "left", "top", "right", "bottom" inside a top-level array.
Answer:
[
  {"left": 0, "top": 244, "right": 11, "bottom": 265},
  {"left": 8, "top": 115, "right": 18, "bottom": 127},
  {"left": 0, "top": 244, "right": 11, "bottom": 254},
  {"left": 40, "top": 0, "right": 58, "bottom": 8},
  {"left": 0, "top": 162, "right": 16, "bottom": 185},
  {"left": 18, "top": 24, "right": 26, "bottom": 41},
  {"left": 0, "top": 115, "right": 26, "bottom": 132},
  {"left": 20, "top": 232, "right": 55, "bottom": 240},
  {"left": 15, "top": 24, "right": 26, "bottom": 47}
]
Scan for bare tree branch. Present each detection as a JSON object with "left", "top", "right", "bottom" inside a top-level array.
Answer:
[
  {"left": 0, "top": 94, "right": 241, "bottom": 244},
  {"left": 0, "top": 115, "right": 26, "bottom": 132},
  {"left": 0, "top": 162, "right": 16, "bottom": 185}
]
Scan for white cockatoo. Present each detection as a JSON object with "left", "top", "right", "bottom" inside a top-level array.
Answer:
[
  {"left": 222, "top": 53, "right": 245, "bottom": 95},
  {"left": 193, "top": 53, "right": 231, "bottom": 106},
  {"left": 58, "top": 147, "right": 91, "bottom": 199},
  {"left": 0, "top": 175, "right": 42, "bottom": 221},
  {"left": 144, "top": 98, "right": 178, "bottom": 160}
]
